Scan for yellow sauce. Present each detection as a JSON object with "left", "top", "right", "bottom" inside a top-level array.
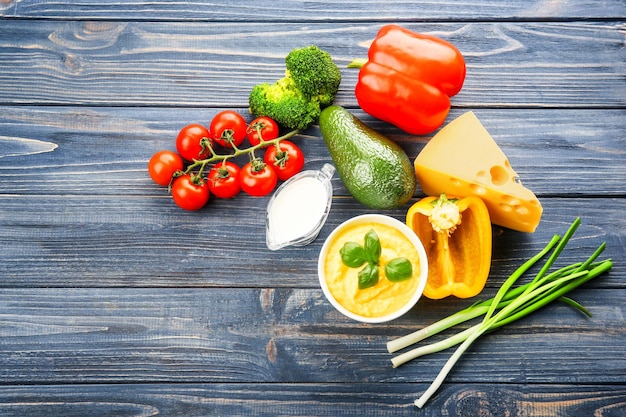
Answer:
[{"left": 323, "top": 221, "right": 422, "bottom": 318}]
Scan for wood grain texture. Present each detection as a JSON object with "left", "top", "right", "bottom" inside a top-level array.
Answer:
[
  {"left": 0, "top": 108, "right": 623, "bottom": 289},
  {"left": 0, "top": 21, "right": 624, "bottom": 107},
  {"left": 0, "top": 383, "right": 625, "bottom": 417},
  {"left": 0, "top": 195, "right": 622, "bottom": 288},
  {"left": 0, "top": 107, "right": 624, "bottom": 196},
  {"left": 1, "top": 288, "right": 624, "bottom": 384},
  {"left": 1, "top": 0, "right": 625, "bottom": 20},
  {"left": 0, "top": 1, "right": 624, "bottom": 415}
]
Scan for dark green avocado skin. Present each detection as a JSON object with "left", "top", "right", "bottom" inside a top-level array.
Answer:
[{"left": 319, "top": 105, "right": 416, "bottom": 209}]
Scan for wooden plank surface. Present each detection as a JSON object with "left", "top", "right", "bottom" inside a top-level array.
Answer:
[
  {"left": 0, "top": 21, "right": 624, "bottom": 107},
  {"left": 1, "top": 383, "right": 625, "bottom": 417},
  {"left": 0, "top": 107, "right": 624, "bottom": 197},
  {"left": 1, "top": 0, "right": 625, "bottom": 20},
  {"left": 1, "top": 107, "right": 623, "bottom": 289},
  {"left": 0, "top": 195, "right": 623, "bottom": 288},
  {"left": 1, "top": 0, "right": 624, "bottom": 416},
  {"left": 1, "top": 287, "right": 624, "bottom": 383},
  {"left": 0, "top": 383, "right": 626, "bottom": 417}
]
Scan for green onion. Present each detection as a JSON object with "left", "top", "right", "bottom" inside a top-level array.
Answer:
[{"left": 386, "top": 218, "right": 613, "bottom": 408}]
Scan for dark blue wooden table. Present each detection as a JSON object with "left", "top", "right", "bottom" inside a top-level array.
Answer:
[{"left": 1, "top": 1, "right": 625, "bottom": 416}]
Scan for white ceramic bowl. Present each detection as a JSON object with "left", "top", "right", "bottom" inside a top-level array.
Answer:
[{"left": 317, "top": 214, "right": 428, "bottom": 323}]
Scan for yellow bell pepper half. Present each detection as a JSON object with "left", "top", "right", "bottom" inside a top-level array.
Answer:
[{"left": 406, "top": 193, "right": 492, "bottom": 299}]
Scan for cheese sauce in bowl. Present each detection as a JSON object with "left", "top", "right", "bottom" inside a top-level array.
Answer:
[{"left": 318, "top": 214, "right": 428, "bottom": 323}]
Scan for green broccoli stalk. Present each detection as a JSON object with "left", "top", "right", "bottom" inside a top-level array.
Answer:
[{"left": 249, "top": 45, "right": 341, "bottom": 131}]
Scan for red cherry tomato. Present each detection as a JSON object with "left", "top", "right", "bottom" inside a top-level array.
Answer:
[
  {"left": 148, "top": 150, "right": 184, "bottom": 186},
  {"left": 210, "top": 110, "right": 247, "bottom": 148},
  {"left": 263, "top": 140, "right": 305, "bottom": 181},
  {"left": 207, "top": 161, "right": 241, "bottom": 199},
  {"left": 171, "top": 174, "right": 210, "bottom": 210},
  {"left": 240, "top": 160, "right": 278, "bottom": 197},
  {"left": 247, "top": 116, "right": 280, "bottom": 147},
  {"left": 176, "top": 124, "right": 211, "bottom": 161}
]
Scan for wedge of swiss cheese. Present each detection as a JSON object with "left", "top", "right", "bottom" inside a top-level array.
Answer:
[{"left": 414, "top": 111, "right": 542, "bottom": 232}]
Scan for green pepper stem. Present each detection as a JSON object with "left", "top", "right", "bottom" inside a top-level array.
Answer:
[{"left": 347, "top": 58, "right": 368, "bottom": 69}]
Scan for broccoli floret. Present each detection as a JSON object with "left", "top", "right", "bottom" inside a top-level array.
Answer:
[
  {"left": 248, "top": 45, "right": 341, "bottom": 130},
  {"left": 249, "top": 77, "right": 321, "bottom": 130},
  {"left": 285, "top": 45, "right": 342, "bottom": 106}
]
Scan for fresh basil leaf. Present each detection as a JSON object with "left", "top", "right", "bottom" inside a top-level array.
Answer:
[
  {"left": 358, "top": 263, "right": 379, "bottom": 289},
  {"left": 385, "top": 257, "right": 413, "bottom": 282},
  {"left": 340, "top": 241, "right": 367, "bottom": 268},
  {"left": 363, "top": 229, "right": 381, "bottom": 264}
]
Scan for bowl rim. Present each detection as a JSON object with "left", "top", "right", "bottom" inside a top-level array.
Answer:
[{"left": 317, "top": 213, "right": 429, "bottom": 323}]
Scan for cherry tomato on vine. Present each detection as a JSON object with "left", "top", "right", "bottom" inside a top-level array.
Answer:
[
  {"left": 210, "top": 110, "right": 247, "bottom": 149},
  {"left": 263, "top": 140, "right": 305, "bottom": 181},
  {"left": 247, "top": 116, "right": 280, "bottom": 147},
  {"left": 171, "top": 174, "right": 210, "bottom": 210},
  {"left": 240, "top": 160, "right": 278, "bottom": 197},
  {"left": 148, "top": 150, "right": 184, "bottom": 186},
  {"left": 176, "top": 123, "right": 211, "bottom": 161},
  {"left": 207, "top": 161, "right": 241, "bottom": 199}
]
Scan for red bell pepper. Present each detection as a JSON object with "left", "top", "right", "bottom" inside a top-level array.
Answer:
[{"left": 351, "top": 25, "right": 466, "bottom": 135}]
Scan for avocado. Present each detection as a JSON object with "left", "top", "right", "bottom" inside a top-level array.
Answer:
[{"left": 319, "top": 105, "right": 416, "bottom": 209}]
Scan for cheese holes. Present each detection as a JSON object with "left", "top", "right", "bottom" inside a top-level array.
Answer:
[
  {"left": 469, "top": 183, "right": 487, "bottom": 195},
  {"left": 489, "top": 164, "right": 509, "bottom": 186}
]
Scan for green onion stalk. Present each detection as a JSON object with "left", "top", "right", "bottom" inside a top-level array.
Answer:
[{"left": 386, "top": 218, "right": 613, "bottom": 408}]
